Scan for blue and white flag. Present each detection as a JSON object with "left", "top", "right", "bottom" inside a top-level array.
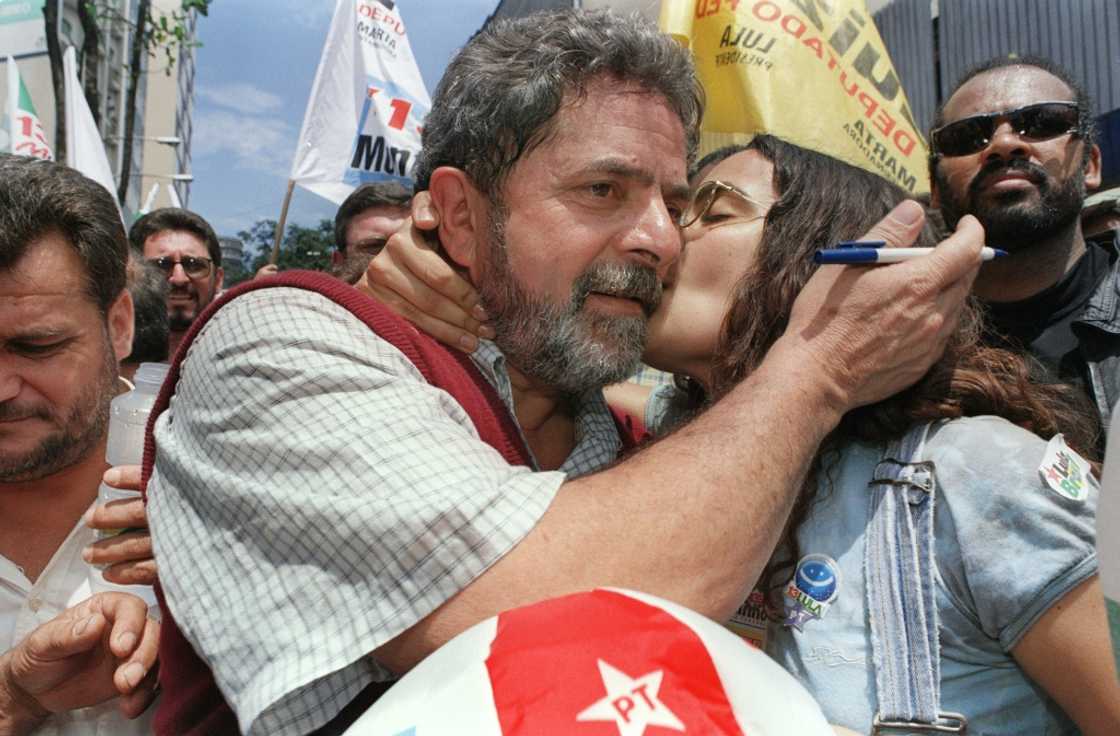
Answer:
[{"left": 290, "top": 0, "right": 430, "bottom": 204}]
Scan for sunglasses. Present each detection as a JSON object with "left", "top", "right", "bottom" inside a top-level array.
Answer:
[
  {"left": 147, "top": 255, "right": 213, "bottom": 279},
  {"left": 679, "top": 180, "right": 771, "bottom": 229},
  {"left": 930, "top": 101, "right": 1081, "bottom": 157}
]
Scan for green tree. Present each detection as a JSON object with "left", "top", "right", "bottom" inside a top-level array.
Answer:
[{"left": 228, "top": 218, "right": 335, "bottom": 287}]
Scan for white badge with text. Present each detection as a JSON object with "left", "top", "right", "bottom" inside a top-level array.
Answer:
[{"left": 1039, "top": 434, "right": 1098, "bottom": 502}]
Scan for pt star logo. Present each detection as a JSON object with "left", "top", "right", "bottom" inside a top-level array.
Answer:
[{"left": 576, "top": 659, "right": 686, "bottom": 736}]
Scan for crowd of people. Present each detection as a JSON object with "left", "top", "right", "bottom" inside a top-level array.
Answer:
[{"left": 1, "top": 7, "right": 1118, "bottom": 736}]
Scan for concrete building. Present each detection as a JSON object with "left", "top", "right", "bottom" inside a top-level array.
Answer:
[
  {"left": 138, "top": 0, "right": 198, "bottom": 212},
  {"left": 0, "top": 0, "right": 198, "bottom": 215},
  {"left": 218, "top": 235, "right": 244, "bottom": 281}
]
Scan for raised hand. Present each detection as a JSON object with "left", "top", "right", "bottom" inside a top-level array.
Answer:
[{"left": 781, "top": 200, "right": 984, "bottom": 412}]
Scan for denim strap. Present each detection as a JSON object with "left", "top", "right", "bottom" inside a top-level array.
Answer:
[{"left": 865, "top": 423, "right": 941, "bottom": 728}]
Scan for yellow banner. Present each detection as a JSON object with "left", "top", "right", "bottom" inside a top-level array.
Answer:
[{"left": 661, "top": 0, "right": 928, "bottom": 194}]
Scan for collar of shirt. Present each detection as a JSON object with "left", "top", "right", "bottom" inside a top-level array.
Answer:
[
  {"left": 469, "top": 340, "right": 622, "bottom": 477},
  {"left": 0, "top": 508, "right": 155, "bottom": 735},
  {"left": 985, "top": 241, "right": 1112, "bottom": 338},
  {"left": 1, "top": 510, "right": 95, "bottom": 650}
]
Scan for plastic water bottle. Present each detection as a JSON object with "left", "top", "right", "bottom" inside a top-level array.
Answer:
[{"left": 87, "top": 362, "right": 170, "bottom": 608}]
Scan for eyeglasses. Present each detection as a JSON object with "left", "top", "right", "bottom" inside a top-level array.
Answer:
[
  {"left": 679, "top": 180, "right": 771, "bottom": 229},
  {"left": 930, "top": 101, "right": 1081, "bottom": 157},
  {"left": 146, "top": 255, "right": 213, "bottom": 279}
]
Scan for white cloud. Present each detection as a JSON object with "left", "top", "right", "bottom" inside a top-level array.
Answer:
[
  {"left": 198, "top": 82, "right": 285, "bottom": 115},
  {"left": 191, "top": 107, "right": 293, "bottom": 177},
  {"left": 276, "top": 0, "right": 334, "bottom": 28}
]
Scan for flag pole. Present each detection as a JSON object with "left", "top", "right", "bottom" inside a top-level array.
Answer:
[
  {"left": 270, "top": 179, "right": 296, "bottom": 265},
  {"left": 7, "top": 57, "right": 17, "bottom": 153}
]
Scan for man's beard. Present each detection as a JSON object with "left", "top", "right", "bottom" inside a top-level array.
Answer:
[
  {"left": 477, "top": 208, "right": 661, "bottom": 398},
  {"left": 936, "top": 158, "right": 1086, "bottom": 249},
  {"left": 167, "top": 288, "right": 196, "bottom": 330},
  {"left": 167, "top": 279, "right": 211, "bottom": 331},
  {"left": 0, "top": 339, "right": 116, "bottom": 482}
]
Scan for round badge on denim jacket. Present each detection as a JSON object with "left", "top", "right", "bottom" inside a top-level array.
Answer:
[{"left": 783, "top": 554, "right": 842, "bottom": 631}]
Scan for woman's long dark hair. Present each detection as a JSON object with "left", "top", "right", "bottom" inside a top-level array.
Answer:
[{"left": 696, "top": 135, "right": 1100, "bottom": 603}]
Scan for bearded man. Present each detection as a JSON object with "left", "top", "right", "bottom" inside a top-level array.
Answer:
[
  {"left": 930, "top": 55, "right": 1118, "bottom": 431},
  {"left": 129, "top": 208, "right": 224, "bottom": 357},
  {"left": 144, "top": 9, "right": 983, "bottom": 736},
  {"left": 0, "top": 154, "right": 160, "bottom": 735}
]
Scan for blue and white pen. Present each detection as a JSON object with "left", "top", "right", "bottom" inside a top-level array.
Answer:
[{"left": 814, "top": 241, "right": 1007, "bottom": 265}]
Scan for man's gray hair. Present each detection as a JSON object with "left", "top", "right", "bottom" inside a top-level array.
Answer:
[{"left": 414, "top": 9, "right": 703, "bottom": 198}]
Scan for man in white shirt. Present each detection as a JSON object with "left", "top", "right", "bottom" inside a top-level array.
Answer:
[{"left": 0, "top": 155, "right": 160, "bottom": 735}]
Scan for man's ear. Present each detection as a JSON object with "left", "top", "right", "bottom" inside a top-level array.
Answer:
[
  {"left": 213, "top": 266, "right": 225, "bottom": 294},
  {"left": 1084, "top": 143, "right": 1103, "bottom": 191},
  {"left": 427, "top": 166, "right": 488, "bottom": 272},
  {"left": 107, "top": 289, "right": 135, "bottom": 364}
]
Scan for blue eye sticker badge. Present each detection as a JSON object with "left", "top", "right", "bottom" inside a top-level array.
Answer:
[{"left": 783, "top": 554, "right": 842, "bottom": 632}]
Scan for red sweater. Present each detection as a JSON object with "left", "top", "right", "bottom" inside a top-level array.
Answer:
[{"left": 140, "top": 271, "right": 643, "bottom": 734}]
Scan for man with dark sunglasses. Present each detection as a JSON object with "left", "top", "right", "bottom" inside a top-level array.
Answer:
[
  {"left": 129, "top": 208, "right": 224, "bottom": 357},
  {"left": 930, "top": 55, "right": 1119, "bottom": 436}
]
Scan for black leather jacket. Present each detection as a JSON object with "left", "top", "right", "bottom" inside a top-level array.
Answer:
[{"left": 1072, "top": 232, "right": 1120, "bottom": 432}]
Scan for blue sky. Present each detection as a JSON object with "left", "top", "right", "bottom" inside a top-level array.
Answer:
[{"left": 186, "top": 0, "right": 500, "bottom": 237}]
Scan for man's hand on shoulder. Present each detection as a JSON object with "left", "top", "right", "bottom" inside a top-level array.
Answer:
[
  {"left": 777, "top": 200, "right": 984, "bottom": 414},
  {"left": 0, "top": 592, "right": 159, "bottom": 736}
]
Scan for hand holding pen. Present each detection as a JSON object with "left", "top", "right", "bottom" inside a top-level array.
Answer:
[{"left": 815, "top": 241, "right": 1006, "bottom": 265}]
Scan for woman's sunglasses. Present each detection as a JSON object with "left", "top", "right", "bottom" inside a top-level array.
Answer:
[
  {"left": 679, "top": 180, "right": 770, "bottom": 229},
  {"left": 146, "top": 255, "right": 214, "bottom": 279},
  {"left": 930, "top": 101, "right": 1081, "bottom": 158}
]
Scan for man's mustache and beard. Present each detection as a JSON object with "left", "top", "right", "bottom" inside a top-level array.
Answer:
[
  {"left": 167, "top": 278, "right": 208, "bottom": 331},
  {"left": 476, "top": 205, "right": 662, "bottom": 398},
  {"left": 0, "top": 333, "right": 117, "bottom": 483},
  {"left": 936, "top": 157, "right": 1087, "bottom": 250}
]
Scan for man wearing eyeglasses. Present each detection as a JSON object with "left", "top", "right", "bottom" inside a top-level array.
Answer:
[
  {"left": 930, "top": 55, "right": 1117, "bottom": 434},
  {"left": 129, "top": 208, "right": 224, "bottom": 357}
]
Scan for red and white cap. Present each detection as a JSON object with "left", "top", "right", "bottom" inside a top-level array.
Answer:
[{"left": 346, "top": 588, "right": 833, "bottom": 735}]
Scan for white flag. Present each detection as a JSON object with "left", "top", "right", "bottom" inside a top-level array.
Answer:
[
  {"left": 140, "top": 181, "right": 160, "bottom": 214},
  {"left": 6, "top": 56, "right": 53, "bottom": 160},
  {"left": 290, "top": 0, "right": 431, "bottom": 204},
  {"left": 63, "top": 46, "right": 120, "bottom": 210}
]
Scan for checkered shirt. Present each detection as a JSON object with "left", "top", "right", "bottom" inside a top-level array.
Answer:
[{"left": 147, "top": 287, "right": 622, "bottom": 736}]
